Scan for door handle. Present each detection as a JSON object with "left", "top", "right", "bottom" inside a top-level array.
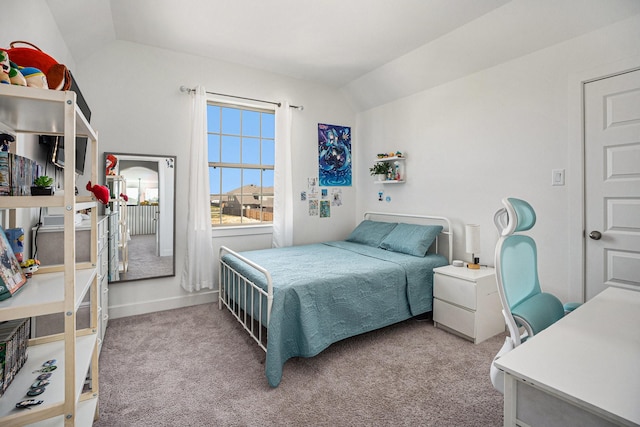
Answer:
[{"left": 589, "top": 230, "right": 602, "bottom": 240}]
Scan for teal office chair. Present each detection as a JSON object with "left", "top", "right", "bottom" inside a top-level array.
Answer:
[{"left": 490, "top": 197, "right": 580, "bottom": 393}]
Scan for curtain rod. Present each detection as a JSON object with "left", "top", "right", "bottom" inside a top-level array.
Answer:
[{"left": 180, "top": 86, "right": 303, "bottom": 110}]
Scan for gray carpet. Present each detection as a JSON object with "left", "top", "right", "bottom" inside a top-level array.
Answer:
[
  {"left": 118, "top": 234, "right": 173, "bottom": 281},
  {"left": 94, "top": 303, "right": 505, "bottom": 426}
]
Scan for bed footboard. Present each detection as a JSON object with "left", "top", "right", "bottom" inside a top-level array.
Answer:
[{"left": 219, "top": 246, "right": 273, "bottom": 352}]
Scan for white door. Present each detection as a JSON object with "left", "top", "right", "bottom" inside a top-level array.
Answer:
[{"left": 584, "top": 69, "right": 640, "bottom": 300}]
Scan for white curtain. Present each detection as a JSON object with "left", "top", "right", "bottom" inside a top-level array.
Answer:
[
  {"left": 272, "top": 102, "right": 294, "bottom": 248},
  {"left": 181, "top": 85, "right": 215, "bottom": 291}
]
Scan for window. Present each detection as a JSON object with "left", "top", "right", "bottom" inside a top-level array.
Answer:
[{"left": 207, "top": 103, "right": 275, "bottom": 226}]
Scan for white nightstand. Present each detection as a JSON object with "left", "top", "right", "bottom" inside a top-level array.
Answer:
[{"left": 433, "top": 265, "right": 504, "bottom": 344}]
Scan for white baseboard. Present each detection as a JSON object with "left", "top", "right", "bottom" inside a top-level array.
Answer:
[{"left": 108, "top": 290, "right": 219, "bottom": 319}]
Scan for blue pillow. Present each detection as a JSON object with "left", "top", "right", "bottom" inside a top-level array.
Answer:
[
  {"left": 379, "top": 223, "right": 443, "bottom": 257},
  {"left": 345, "top": 220, "right": 397, "bottom": 247}
]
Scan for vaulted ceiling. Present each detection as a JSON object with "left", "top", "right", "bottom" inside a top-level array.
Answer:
[{"left": 46, "top": 0, "right": 640, "bottom": 92}]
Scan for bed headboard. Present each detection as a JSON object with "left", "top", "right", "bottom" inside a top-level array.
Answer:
[{"left": 363, "top": 212, "right": 453, "bottom": 263}]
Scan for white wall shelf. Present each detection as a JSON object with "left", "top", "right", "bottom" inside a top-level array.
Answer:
[
  {"left": 372, "top": 155, "right": 406, "bottom": 184},
  {"left": 375, "top": 156, "right": 404, "bottom": 161},
  {"left": 373, "top": 180, "right": 405, "bottom": 184}
]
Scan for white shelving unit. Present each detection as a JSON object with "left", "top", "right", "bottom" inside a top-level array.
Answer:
[
  {"left": 373, "top": 156, "right": 406, "bottom": 184},
  {"left": 0, "top": 84, "right": 100, "bottom": 426}
]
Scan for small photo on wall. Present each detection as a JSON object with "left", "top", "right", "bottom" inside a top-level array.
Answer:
[
  {"left": 331, "top": 189, "right": 343, "bottom": 206},
  {"left": 309, "top": 200, "right": 319, "bottom": 216},
  {"left": 307, "top": 177, "right": 319, "bottom": 199},
  {"left": 320, "top": 200, "right": 330, "bottom": 218}
]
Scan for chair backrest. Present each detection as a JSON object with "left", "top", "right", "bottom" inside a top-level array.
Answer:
[
  {"left": 497, "top": 234, "right": 540, "bottom": 311},
  {"left": 494, "top": 198, "right": 564, "bottom": 346}
]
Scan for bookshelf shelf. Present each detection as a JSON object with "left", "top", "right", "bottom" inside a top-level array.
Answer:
[{"left": 0, "top": 269, "right": 96, "bottom": 322}]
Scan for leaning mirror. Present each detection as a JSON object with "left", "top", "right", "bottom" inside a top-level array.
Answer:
[{"left": 103, "top": 153, "right": 176, "bottom": 282}]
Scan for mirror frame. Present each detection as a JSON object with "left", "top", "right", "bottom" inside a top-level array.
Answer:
[{"left": 103, "top": 152, "right": 176, "bottom": 283}]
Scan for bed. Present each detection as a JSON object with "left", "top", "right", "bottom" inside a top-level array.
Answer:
[{"left": 218, "top": 212, "right": 452, "bottom": 387}]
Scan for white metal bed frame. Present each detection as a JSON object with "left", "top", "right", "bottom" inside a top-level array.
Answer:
[{"left": 218, "top": 212, "right": 453, "bottom": 354}]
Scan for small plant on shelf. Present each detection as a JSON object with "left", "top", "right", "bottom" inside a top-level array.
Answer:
[
  {"left": 33, "top": 175, "right": 54, "bottom": 187},
  {"left": 369, "top": 161, "right": 391, "bottom": 177},
  {"left": 31, "top": 175, "right": 55, "bottom": 195}
]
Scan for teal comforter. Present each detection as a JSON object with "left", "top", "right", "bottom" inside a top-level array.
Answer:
[{"left": 221, "top": 241, "right": 447, "bottom": 387}]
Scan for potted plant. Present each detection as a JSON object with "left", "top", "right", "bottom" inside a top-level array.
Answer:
[
  {"left": 369, "top": 162, "right": 391, "bottom": 181},
  {"left": 31, "top": 175, "right": 55, "bottom": 196}
]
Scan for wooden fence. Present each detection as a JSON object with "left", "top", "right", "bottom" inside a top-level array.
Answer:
[{"left": 222, "top": 206, "right": 273, "bottom": 222}]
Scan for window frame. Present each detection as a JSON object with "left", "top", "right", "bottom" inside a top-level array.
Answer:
[{"left": 206, "top": 99, "right": 275, "bottom": 229}]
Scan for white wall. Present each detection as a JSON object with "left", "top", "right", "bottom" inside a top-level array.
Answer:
[
  {"left": 1, "top": 1, "right": 76, "bottom": 70},
  {"left": 342, "top": 0, "right": 640, "bottom": 112},
  {"left": 353, "top": 15, "right": 640, "bottom": 303},
  {"left": 75, "top": 41, "right": 357, "bottom": 318}
]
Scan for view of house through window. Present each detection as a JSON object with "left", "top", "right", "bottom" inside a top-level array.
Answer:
[{"left": 207, "top": 102, "right": 275, "bottom": 226}]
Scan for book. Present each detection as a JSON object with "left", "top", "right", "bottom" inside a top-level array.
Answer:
[
  {"left": 0, "top": 152, "right": 42, "bottom": 196},
  {"left": 4, "top": 228, "right": 25, "bottom": 263},
  {"left": 0, "top": 317, "right": 30, "bottom": 396},
  {"left": 0, "top": 153, "right": 9, "bottom": 196}
]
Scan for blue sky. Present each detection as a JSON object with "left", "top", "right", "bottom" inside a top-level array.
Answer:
[{"left": 207, "top": 105, "right": 275, "bottom": 194}]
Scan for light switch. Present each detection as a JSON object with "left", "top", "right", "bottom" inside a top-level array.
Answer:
[{"left": 552, "top": 169, "right": 565, "bottom": 186}]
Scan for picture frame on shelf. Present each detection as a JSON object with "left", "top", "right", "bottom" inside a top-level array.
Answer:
[{"left": 0, "top": 225, "right": 28, "bottom": 301}]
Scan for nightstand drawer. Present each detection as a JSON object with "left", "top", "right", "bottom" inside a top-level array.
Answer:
[
  {"left": 434, "top": 299, "right": 475, "bottom": 338},
  {"left": 434, "top": 273, "right": 477, "bottom": 310}
]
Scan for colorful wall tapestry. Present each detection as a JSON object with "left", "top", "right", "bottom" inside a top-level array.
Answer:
[{"left": 318, "top": 123, "right": 351, "bottom": 186}]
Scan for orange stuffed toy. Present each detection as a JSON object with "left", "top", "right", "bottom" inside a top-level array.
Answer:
[{"left": 86, "top": 181, "right": 109, "bottom": 204}]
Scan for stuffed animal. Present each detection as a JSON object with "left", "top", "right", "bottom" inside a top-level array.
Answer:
[
  {"left": 86, "top": 181, "right": 110, "bottom": 204},
  {"left": 0, "top": 51, "right": 26, "bottom": 86},
  {"left": 19, "top": 66, "right": 47, "bottom": 88},
  {"left": 0, "top": 54, "right": 9, "bottom": 83},
  {"left": 0, "top": 49, "right": 10, "bottom": 84},
  {"left": 0, "top": 69, "right": 9, "bottom": 85},
  {"left": 9, "top": 66, "right": 27, "bottom": 86},
  {"left": 119, "top": 193, "right": 129, "bottom": 202},
  {"left": 46, "top": 63, "right": 68, "bottom": 90},
  {"left": 20, "top": 258, "right": 40, "bottom": 278},
  {"left": 7, "top": 41, "right": 71, "bottom": 90},
  {"left": 0, "top": 50, "right": 9, "bottom": 72}
]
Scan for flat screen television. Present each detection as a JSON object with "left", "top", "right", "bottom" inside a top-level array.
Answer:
[
  {"left": 48, "top": 136, "right": 88, "bottom": 175},
  {"left": 39, "top": 72, "right": 91, "bottom": 175}
]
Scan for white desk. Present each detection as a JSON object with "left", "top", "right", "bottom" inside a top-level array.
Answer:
[{"left": 495, "top": 286, "right": 640, "bottom": 427}]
